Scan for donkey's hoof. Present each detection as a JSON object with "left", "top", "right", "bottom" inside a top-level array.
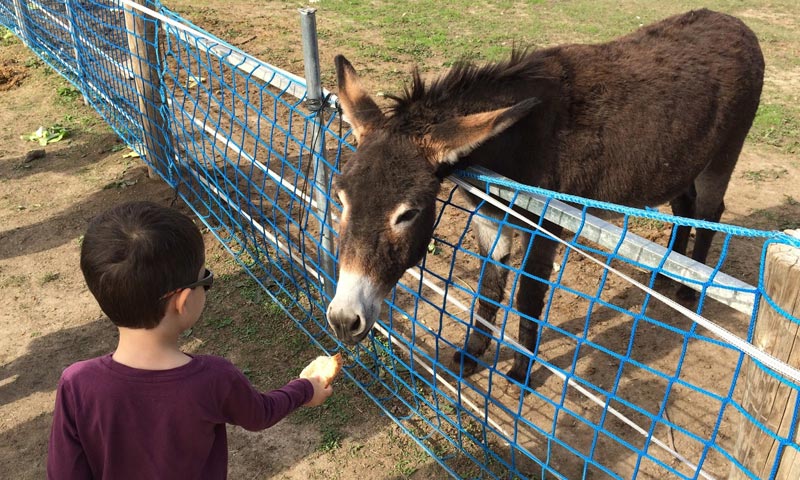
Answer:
[{"left": 452, "top": 350, "right": 479, "bottom": 376}]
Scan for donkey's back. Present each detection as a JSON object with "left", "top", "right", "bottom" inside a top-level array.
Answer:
[{"left": 517, "top": 8, "right": 764, "bottom": 206}]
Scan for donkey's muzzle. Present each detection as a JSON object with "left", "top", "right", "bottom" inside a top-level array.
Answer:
[{"left": 327, "top": 305, "right": 370, "bottom": 345}]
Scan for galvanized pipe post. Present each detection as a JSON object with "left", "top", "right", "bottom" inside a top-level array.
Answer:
[{"left": 299, "top": 8, "right": 336, "bottom": 301}]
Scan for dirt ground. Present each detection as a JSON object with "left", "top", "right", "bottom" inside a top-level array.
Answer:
[
  {"left": 0, "top": 40, "right": 450, "bottom": 479},
  {"left": 2, "top": 2, "right": 800, "bottom": 480}
]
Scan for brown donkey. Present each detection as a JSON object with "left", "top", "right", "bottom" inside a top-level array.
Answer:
[{"left": 326, "top": 9, "right": 764, "bottom": 384}]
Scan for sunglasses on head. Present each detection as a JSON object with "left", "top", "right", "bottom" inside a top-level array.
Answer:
[{"left": 160, "top": 268, "right": 214, "bottom": 300}]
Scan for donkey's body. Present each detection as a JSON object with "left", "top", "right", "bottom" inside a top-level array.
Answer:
[{"left": 327, "top": 10, "right": 764, "bottom": 384}]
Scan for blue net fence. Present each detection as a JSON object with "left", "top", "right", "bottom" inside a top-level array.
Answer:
[{"left": 3, "top": 2, "right": 799, "bottom": 479}]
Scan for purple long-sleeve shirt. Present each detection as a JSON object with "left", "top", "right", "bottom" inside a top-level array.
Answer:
[{"left": 47, "top": 353, "right": 313, "bottom": 479}]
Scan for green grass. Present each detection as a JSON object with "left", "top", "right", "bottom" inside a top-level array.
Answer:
[
  {"left": 1, "top": 274, "right": 28, "bottom": 288},
  {"left": 748, "top": 103, "right": 800, "bottom": 153},
  {"left": 741, "top": 166, "right": 789, "bottom": 183},
  {"left": 56, "top": 85, "right": 81, "bottom": 104},
  {"left": 316, "top": 0, "right": 800, "bottom": 154},
  {"left": 1, "top": 26, "right": 17, "bottom": 46},
  {"left": 39, "top": 272, "right": 60, "bottom": 285}
]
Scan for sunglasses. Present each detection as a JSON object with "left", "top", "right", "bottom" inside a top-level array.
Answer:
[{"left": 160, "top": 268, "right": 214, "bottom": 300}]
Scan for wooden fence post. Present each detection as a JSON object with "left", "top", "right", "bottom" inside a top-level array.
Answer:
[
  {"left": 12, "top": 0, "right": 33, "bottom": 47},
  {"left": 731, "top": 229, "right": 800, "bottom": 479},
  {"left": 64, "top": 0, "right": 90, "bottom": 106},
  {"left": 123, "top": 0, "right": 167, "bottom": 179}
]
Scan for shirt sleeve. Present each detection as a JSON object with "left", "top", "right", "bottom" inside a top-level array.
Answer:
[
  {"left": 47, "top": 376, "right": 92, "bottom": 479},
  {"left": 219, "top": 365, "right": 314, "bottom": 431}
]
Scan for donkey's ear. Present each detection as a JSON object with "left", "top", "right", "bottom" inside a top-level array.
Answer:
[
  {"left": 335, "top": 55, "right": 385, "bottom": 144},
  {"left": 426, "top": 98, "right": 540, "bottom": 166}
]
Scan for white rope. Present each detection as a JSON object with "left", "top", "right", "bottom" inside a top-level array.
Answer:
[
  {"left": 449, "top": 175, "right": 800, "bottom": 385},
  {"left": 370, "top": 324, "right": 516, "bottom": 445},
  {"left": 401, "top": 267, "right": 716, "bottom": 480}
]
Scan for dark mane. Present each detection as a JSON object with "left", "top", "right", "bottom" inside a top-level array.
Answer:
[{"left": 386, "top": 48, "right": 547, "bottom": 113}]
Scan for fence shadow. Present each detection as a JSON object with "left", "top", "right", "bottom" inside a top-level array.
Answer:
[
  {"left": 0, "top": 162, "right": 175, "bottom": 261},
  {"left": 0, "top": 132, "right": 122, "bottom": 181},
  {"left": 0, "top": 319, "right": 115, "bottom": 408}
]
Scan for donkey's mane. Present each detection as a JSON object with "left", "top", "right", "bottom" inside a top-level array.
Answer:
[{"left": 386, "top": 48, "right": 543, "bottom": 112}]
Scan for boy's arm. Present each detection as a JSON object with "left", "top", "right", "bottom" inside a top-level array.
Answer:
[
  {"left": 47, "top": 378, "right": 92, "bottom": 479},
  {"left": 219, "top": 364, "right": 315, "bottom": 431}
]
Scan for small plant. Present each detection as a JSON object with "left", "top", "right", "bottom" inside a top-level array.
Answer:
[
  {"left": 102, "top": 178, "right": 138, "bottom": 190},
  {"left": 56, "top": 86, "right": 81, "bottom": 103},
  {"left": 784, "top": 195, "right": 798, "bottom": 206},
  {"left": 40, "top": 272, "right": 60, "bottom": 285},
  {"left": 21, "top": 125, "right": 68, "bottom": 146},
  {"left": 1, "top": 27, "right": 16, "bottom": 44},
  {"left": 395, "top": 458, "right": 418, "bottom": 476},
  {"left": 319, "top": 427, "right": 342, "bottom": 452},
  {"left": 427, "top": 239, "right": 441, "bottom": 255},
  {"left": 207, "top": 316, "right": 233, "bottom": 329},
  {"left": 23, "top": 57, "right": 43, "bottom": 69}
]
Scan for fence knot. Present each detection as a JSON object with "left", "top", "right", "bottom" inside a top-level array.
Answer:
[{"left": 306, "top": 92, "right": 337, "bottom": 114}]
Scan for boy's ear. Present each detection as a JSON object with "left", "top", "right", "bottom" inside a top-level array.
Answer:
[{"left": 172, "top": 288, "right": 193, "bottom": 316}]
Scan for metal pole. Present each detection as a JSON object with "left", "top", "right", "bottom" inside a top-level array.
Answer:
[{"left": 299, "top": 8, "right": 335, "bottom": 301}]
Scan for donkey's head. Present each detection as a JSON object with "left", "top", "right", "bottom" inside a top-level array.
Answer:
[{"left": 326, "top": 55, "right": 538, "bottom": 345}]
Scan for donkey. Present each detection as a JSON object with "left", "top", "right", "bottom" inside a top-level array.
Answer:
[{"left": 326, "top": 9, "right": 764, "bottom": 384}]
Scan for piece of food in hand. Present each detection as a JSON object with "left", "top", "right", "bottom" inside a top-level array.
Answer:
[{"left": 300, "top": 353, "right": 343, "bottom": 387}]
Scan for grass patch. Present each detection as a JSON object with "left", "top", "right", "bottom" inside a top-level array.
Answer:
[
  {"left": 56, "top": 85, "right": 81, "bottom": 104},
  {"left": 205, "top": 316, "right": 233, "bottom": 330},
  {"left": 748, "top": 103, "right": 800, "bottom": 153},
  {"left": 1, "top": 274, "right": 28, "bottom": 288},
  {"left": 1, "top": 27, "right": 17, "bottom": 46},
  {"left": 39, "top": 272, "right": 60, "bottom": 285},
  {"left": 741, "top": 166, "right": 789, "bottom": 183}
]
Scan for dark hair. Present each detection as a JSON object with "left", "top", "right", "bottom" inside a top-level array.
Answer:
[{"left": 80, "top": 201, "right": 205, "bottom": 329}]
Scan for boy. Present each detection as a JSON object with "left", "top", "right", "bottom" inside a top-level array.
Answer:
[{"left": 48, "top": 201, "right": 333, "bottom": 479}]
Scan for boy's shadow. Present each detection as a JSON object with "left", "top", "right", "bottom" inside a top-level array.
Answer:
[{"left": 0, "top": 319, "right": 116, "bottom": 407}]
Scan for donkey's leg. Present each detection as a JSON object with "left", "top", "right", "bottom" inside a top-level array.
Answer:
[
  {"left": 677, "top": 138, "right": 744, "bottom": 300},
  {"left": 668, "top": 184, "right": 696, "bottom": 257},
  {"left": 452, "top": 210, "right": 514, "bottom": 375},
  {"left": 508, "top": 223, "right": 563, "bottom": 384}
]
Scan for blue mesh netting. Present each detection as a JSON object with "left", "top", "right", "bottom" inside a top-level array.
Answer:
[{"left": 2, "top": 2, "right": 798, "bottom": 478}]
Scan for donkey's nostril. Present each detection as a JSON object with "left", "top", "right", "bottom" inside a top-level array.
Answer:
[{"left": 349, "top": 315, "right": 363, "bottom": 335}]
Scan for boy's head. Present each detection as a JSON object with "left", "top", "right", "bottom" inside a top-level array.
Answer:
[{"left": 80, "top": 201, "right": 205, "bottom": 329}]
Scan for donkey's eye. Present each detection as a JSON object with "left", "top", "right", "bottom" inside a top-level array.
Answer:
[{"left": 395, "top": 209, "right": 420, "bottom": 225}]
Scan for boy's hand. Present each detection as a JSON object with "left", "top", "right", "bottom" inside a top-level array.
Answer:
[{"left": 302, "top": 375, "right": 333, "bottom": 407}]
